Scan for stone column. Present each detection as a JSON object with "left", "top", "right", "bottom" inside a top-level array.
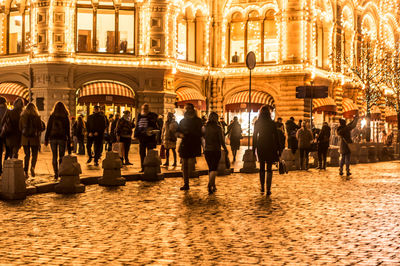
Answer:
[{"left": 283, "top": 1, "right": 303, "bottom": 63}]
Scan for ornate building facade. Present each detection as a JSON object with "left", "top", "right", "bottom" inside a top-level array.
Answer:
[{"left": 0, "top": 0, "right": 399, "bottom": 134}]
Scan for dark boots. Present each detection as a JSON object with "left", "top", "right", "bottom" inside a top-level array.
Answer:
[
  {"left": 260, "top": 173, "right": 265, "bottom": 193},
  {"left": 266, "top": 172, "right": 272, "bottom": 196}
]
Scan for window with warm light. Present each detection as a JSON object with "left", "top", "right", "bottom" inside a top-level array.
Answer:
[
  {"left": 0, "top": 13, "right": 5, "bottom": 55},
  {"left": 247, "top": 11, "right": 261, "bottom": 61},
  {"left": 9, "top": 11, "right": 23, "bottom": 54},
  {"left": 97, "top": 9, "right": 115, "bottom": 53},
  {"left": 229, "top": 12, "right": 245, "bottom": 64},
  {"left": 263, "top": 10, "right": 278, "bottom": 62},
  {"left": 177, "top": 20, "right": 187, "bottom": 60},
  {"left": 77, "top": 8, "right": 93, "bottom": 52}
]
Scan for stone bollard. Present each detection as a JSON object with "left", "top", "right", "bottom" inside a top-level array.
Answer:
[
  {"left": 358, "top": 145, "right": 369, "bottom": 163},
  {"left": 367, "top": 144, "right": 377, "bottom": 163},
  {"left": 142, "top": 149, "right": 164, "bottom": 181},
  {"left": 240, "top": 149, "right": 259, "bottom": 173},
  {"left": 328, "top": 147, "right": 340, "bottom": 167},
  {"left": 217, "top": 150, "right": 232, "bottom": 176},
  {"left": 1, "top": 159, "right": 26, "bottom": 200},
  {"left": 281, "top": 149, "right": 296, "bottom": 171},
  {"left": 55, "top": 155, "right": 85, "bottom": 194},
  {"left": 349, "top": 143, "right": 359, "bottom": 165},
  {"left": 99, "top": 152, "right": 126, "bottom": 186}
]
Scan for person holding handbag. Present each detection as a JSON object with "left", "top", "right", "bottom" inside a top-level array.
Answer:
[
  {"left": 337, "top": 116, "right": 359, "bottom": 177},
  {"left": 116, "top": 110, "right": 135, "bottom": 165},
  {"left": 161, "top": 112, "right": 178, "bottom": 167},
  {"left": 253, "top": 105, "right": 281, "bottom": 196}
]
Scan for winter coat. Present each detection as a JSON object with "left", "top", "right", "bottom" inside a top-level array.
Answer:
[
  {"left": 72, "top": 120, "right": 85, "bottom": 140},
  {"left": 45, "top": 114, "right": 70, "bottom": 142},
  {"left": 134, "top": 112, "right": 158, "bottom": 147},
  {"left": 296, "top": 127, "right": 313, "bottom": 149},
  {"left": 227, "top": 121, "right": 242, "bottom": 150},
  {"left": 86, "top": 112, "right": 108, "bottom": 136},
  {"left": 203, "top": 121, "right": 227, "bottom": 152},
  {"left": 253, "top": 117, "right": 280, "bottom": 163},
  {"left": 337, "top": 118, "right": 358, "bottom": 154},
  {"left": 177, "top": 112, "right": 203, "bottom": 158},
  {"left": 19, "top": 113, "right": 45, "bottom": 146},
  {"left": 317, "top": 125, "right": 331, "bottom": 150},
  {"left": 116, "top": 118, "right": 135, "bottom": 138},
  {"left": 162, "top": 120, "right": 178, "bottom": 149},
  {"left": 286, "top": 119, "right": 300, "bottom": 149},
  {"left": 2, "top": 107, "right": 23, "bottom": 147},
  {"left": 0, "top": 105, "right": 7, "bottom": 141},
  {"left": 277, "top": 126, "right": 286, "bottom": 153}
]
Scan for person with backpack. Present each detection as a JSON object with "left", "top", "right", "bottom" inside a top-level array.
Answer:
[
  {"left": 203, "top": 112, "right": 228, "bottom": 194},
  {"left": 45, "top": 102, "right": 71, "bottom": 180},
  {"left": 86, "top": 105, "right": 108, "bottom": 166},
  {"left": 317, "top": 122, "right": 331, "bottom": 170},
  {"left": 226, "top": 116, "right": 242, "bottom": 162},
  {"left": 1, "top": 98, "right": 24, "bottom": 159},
  {"left": 337, "top": 116, "right": 359, "bottom": 177},
  {"left": 116, "top": 110, "right": 135, "bottom": 165},
  {"left": 19, "top": 103, "right": 45, "bottom": 178},
  {"left": 161, "top": 112, "right": 178, "bottom": 167},
  {"left": 0, "top": 96, "right": 8, "bottom": 175}
]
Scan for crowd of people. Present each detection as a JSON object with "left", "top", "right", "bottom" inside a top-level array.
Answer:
[{"left": 0, "top": 94, "right": 384, "bottom": 197}]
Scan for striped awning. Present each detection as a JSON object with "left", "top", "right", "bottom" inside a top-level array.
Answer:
[
  {"left": 176, "top": 87, "right": 205, "bottom": 102},
  {"left": 371, "top": 105, "right": 381, "bottom": 114},
  {"left": 358, "top": 105, "right": 367, "bottom": 117},
  {"left": 225, "top": 90, "right": 275, "bottom": 112},
  {"left": 0, "top": 82, "right": 29, "bottom": 102},
  {"left": 79, "top": 82, "right": 135, "bottom": 98},
  {"left": 385, "top": 107, "right": 397, "bottom": 123},
  {"left": 312, "top": 97, "right": 336, "bottom": 114},
  {"left": 342, "top": 98, "right": 358, "bottom": 118}
]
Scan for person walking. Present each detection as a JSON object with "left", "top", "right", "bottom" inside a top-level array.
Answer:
[
  {"left": 73, "top": 115, "right": 86, "bottom": 155},
  {"left": 161, "top": 112, "right": 178, "bottom": 167},
  {"left": 116, "top": 110, "right": 135, "bottom": 165},
  {"left": 203, "top": 112, "right": 228, "bottom": 194},
  {"left": 44, "top": 102, "right": 71, "bottom": 180},
  {"left": 219, "top": 117, "right": 228, "bottom": 135},
  {"left": 226, "top": 116, "right": 242, "bottom": 162},
  {"left": 253, "top": 105, "right": 281, "bottom": 196},
  {"left": 156, "top": 115, "right": 164, "bottom": 145},
  {"left": 86, "top": 105, "right": 108, "bottom": 166},
  {"left": 134, "top": 103, "right": 159, "bottom": 172},
  {"left": 276, "top": 121, "right": 286, "bottom": 156},
  {"left": 71, "top": 116, "right": 77, "bottom": 153},
  {"left": 337, "top": 116, "right": 359, "bottom": 177},
  {"left": 19, "top": 103, "right": 45, "bottom": 178},
  {"left": 2, "top": 98, "right": 24, "bottom": 159},
  {"left": 296, "top": 121, "right": 313, "bottom": 170},
  {"left": 286, "top": 117, "right": 300, "bottom": 154},
  {"left": 0, "top": 96, "right": 8, "bottom": 175},
  {"left": 177, "top": 103, "right": 203, "bottom": 190},
  {"left": 317, "top": 122, "right": 331, "bottom": 170},
  {"left": 105, "top": 114, "right": 114, "bottom": 152},
  {"left": 110, "top": 113, "right": 120, "bottom": 145}
]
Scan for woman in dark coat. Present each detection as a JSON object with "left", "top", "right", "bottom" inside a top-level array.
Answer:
[
  {"left": 226, "top": 116, "right": 242, "bottom": 162},
  {"left": 203, "top": 112, "right": 228, "bottom": 194},
  {"left": 253, "top": 105, "right": 281, "bottom": 196},
  {"left": 177, "top": 103, "right": 203, "bottom": 191},
  {"left": 2, "top": 98, "right": 24, "bottom": 159},
  {"left": 73, "top": 115, "right": 86, "bottom": 155},
  {"left": 317, "top": 122, "right": 331, "bottom": 170},
  {"left": 19, "top": 103, "right": 45, "bottom": 178},
  {"left": 44, "top": 102, "right": 71, "bottom": 180}
]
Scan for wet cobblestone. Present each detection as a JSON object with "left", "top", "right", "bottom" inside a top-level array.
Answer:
[{"left": 1, "top": 161, "right": 400, "bottom": 264}]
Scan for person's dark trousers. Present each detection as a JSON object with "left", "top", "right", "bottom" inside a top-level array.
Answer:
[
  {"left": 0, "top": 138, "right": 3, "bottom": 174},
  {"left": 139, "top": 141, "right": 153, "bottom": 170},
  {"left": 4, "top": 145, "right": 11, "bottom": 161},
  {"left": 339, "top": 153, "right": 351, "bottom": 174},
  {"left": 165, "top": 148, "right": 177, "bottom": 165},
  {"left": 120, "top": 137, "right": 132, "bottom": 163},
  {"left": 50, "top": 139, "right": 66, "bottom": 178},
  {"left": 93, "top": 135, "right": 104, "bottom": 162},
  {"left": 78, "top": 136, "right": 85, "bottom": 155},
  {"left": 231, "top": 147, "right": 238, "bottom": 161},
  {"left": 7, "top": 145, "right": 21, "bottom": 159},
  {"left": 289, "top": 137, "right": 298, "bottom": 154},
  {"left": 259, "top": 161, "right": 273, "bottom": 193},
  {"left": 318, "top": 145, "right": 329, "bottom": 169},
  {"left": 299, "top": 148, "right": 310, "bottom": 170},
  {"left": 23, "top": 144, "right": 39, "bottom": 172},
  {"left": 87, "top": 136, "right": 94, "bottom": 159}
]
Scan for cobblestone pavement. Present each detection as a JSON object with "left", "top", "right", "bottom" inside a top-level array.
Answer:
[{"left": 1, "top": 161, "right": 400, "bottom": 264}]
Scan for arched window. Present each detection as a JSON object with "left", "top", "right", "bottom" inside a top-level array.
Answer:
[
  {"left": 0, "top": 0, "right": 30, "bottom": 55},
  {"left": 229, "top": 12, "right": 245, "bottom": 63},
  {"left": 247, "top": 11, "right": 261, "bottom": 61},
  {"left": 76, "top": 0, "right": 135, "bottom": 54},
  {"left": 341, "top": 7, "right": 354, "bottom": 67},
  {"left": 263, "top": 10, "right": 278, "bottom": 62},
  {"left": 382, "top": 24, "right": 395, "bottom": 51},
  {"left": 176, "top": 9, "right": 197, "bottom": 62}
]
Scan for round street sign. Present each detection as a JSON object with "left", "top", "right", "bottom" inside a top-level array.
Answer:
[{"left": 246, "top": 51, "right": 256, "bottom": 70}]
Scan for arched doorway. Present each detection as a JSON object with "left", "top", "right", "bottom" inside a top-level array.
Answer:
[{"left": 76, "top": 80, "right": 136, "bottom": 118}]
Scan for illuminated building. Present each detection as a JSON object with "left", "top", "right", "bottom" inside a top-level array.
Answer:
[{"left": 0, "top": 0, "right": 399, "bottom": 135}]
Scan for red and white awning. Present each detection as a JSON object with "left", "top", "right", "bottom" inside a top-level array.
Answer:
[
  {"left": 0, "top": 82, "right": 29, "bottom": 102},
  {"left": 225, "top": 90, "right": 275, "bottom": 112},
  {"left": 342, "top": 98, "right": 358, "bottom": 118},
  {"left": 78, "top": 81, "right": 135, "bottom": 105},
  {"left": 176, "top": 87, "right": 205, "bottom": 102},
  {"left": 312, "top": 97, "right": 336, "bottom": 114}
]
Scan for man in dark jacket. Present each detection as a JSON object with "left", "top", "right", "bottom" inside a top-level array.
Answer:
[
  {"left": 0, "top": 96, "right": 8, "bottom": 175},
  {"left": 134, "top": 103, "right": 159, "bottom": 172},
  {"left": 317, "top": 122, "right": 331, "bottom": 170},
  {"left": 337, "top": 117, "right": 358, "bottom": 176},
  {"left": 86, "top": 105, "right": 108, "bottom": 166},
  {"left": 286, "top": 117, "right": 300, "bottom": 154},
  {"left": 177, "top": 103, "right": 203, "bottom": 190}
]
